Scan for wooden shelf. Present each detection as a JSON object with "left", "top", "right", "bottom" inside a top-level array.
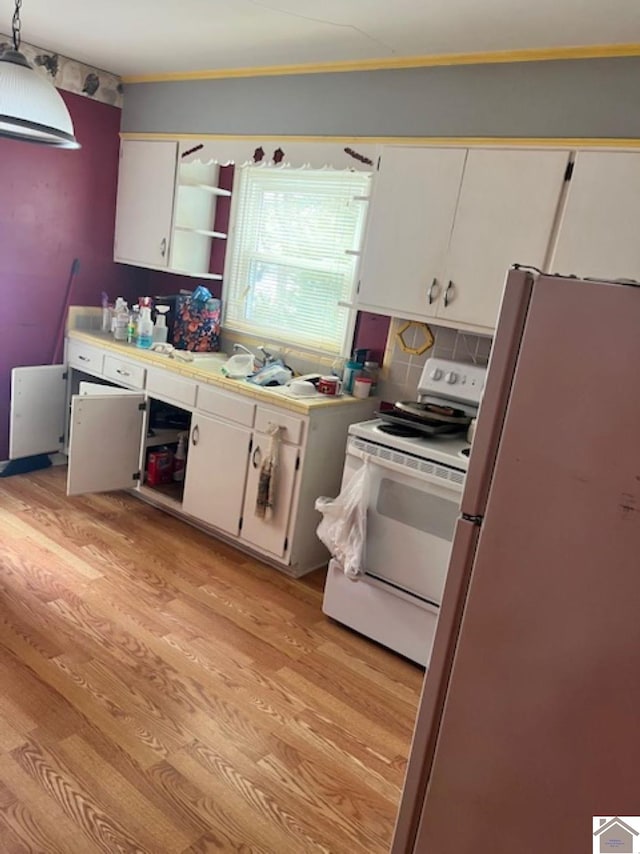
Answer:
[
  {"left": 179, "top": 183, "right": 232, "bottom": 197},
  {"left": 139, "top": 481, "right": 184, "bottom": 506},
  {"left": 145, "top": 428, "right": 183, "bottom": 448},
  {"left": 174, "top": 226, "right": 228, "bottom": 239}
]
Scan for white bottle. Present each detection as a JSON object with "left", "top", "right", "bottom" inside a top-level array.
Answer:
[
  {"left": 173, "top": 433, "right": 187, "bottom": 482},
  {"left": 136, "top": 306, "right": 154, "bottom": 349},
  {"left": 152, "top": 305, "right": 170, "bottom": 344},
  {"left": 111, "top": 297, "right": 126, "bottom": 335},
  {"left": 113, "top": 300, "right": 129, "bottom": 341}
]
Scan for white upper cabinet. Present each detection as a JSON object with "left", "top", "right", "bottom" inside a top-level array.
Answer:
[
  {"left": 357, "top": 146, "right": 569, "bottom": 331},
  {"left": 357, "top": 147, "right": 467, "bottom": 318},
  {"left": 439, "top": 149, "right": 570, "bottom": 329},
  {"left": 550, "top": 151, "right": 640, "bottom": 280},
  {"left": 114, "top": 140, "right": 178, "bottom": 269}
]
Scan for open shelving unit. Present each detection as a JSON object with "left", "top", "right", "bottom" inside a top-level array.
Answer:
[{"left": 171, "top": 160, "right": 231, "bottom": 277}]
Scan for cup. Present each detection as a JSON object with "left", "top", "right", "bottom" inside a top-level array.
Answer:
[
  {"left": 353, "top": 376, "right": 373, "bottom": 399},
  {"left": 317, "top": 375, "right": 343, "bottom": 396}
]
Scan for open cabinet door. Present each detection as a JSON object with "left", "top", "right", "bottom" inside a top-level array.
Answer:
[
  {"left": 67, "top": 390, "right": 145, "bottom": 496},
  {"left": 10, "top": 366, "right": 67, "bottom": 459}
]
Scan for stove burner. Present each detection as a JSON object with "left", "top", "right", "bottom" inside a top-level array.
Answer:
[
  {"left": 378, "top": 423, "right": 424, "bottom": 438},
  {"left": 460, "top": 447, "right": 471, "bottom": 457}
]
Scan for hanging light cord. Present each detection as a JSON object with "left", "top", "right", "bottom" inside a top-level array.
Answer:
[{"left": 12, "top": 0, "right": 22, "bottom": 51}]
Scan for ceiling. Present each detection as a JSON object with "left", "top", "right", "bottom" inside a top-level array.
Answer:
[{"left": 6, "top": 0, "right": 640, "bottom": 76}]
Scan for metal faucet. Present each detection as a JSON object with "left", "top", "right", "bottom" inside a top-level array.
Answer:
[
  {"left": 233, "top": 342, "right": 277, "bottom": 368},
  {"left": 233, "top": 343, "right": 255, "bottom": 359},
  {"left": 257, "top": 345, "right": 276, "bottom": 365}
]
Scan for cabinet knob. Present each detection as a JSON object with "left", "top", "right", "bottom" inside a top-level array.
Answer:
[
  {"left": 252, "top": 446, "right": 262, "bottom": 469},
  {"left": 192, "top": 424, "right": 199, "bottom": 446},
  {"left": 444, "top": 280, "right": 453, "bottom": 308},
  {"left": 160, "top": 237, "right": 167, "bottom": 258},
  {"left": 427, "top": 278, "right": 438, "bottom": 305}
]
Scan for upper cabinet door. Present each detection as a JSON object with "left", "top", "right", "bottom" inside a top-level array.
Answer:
[
  {"left": 114, "top": 140, "right": 178, "bottom": 268},
  {"left": 357, "top": 147, "right": 467, "bottom": 317},
  {"left": 10, "top": 366, "right": 67, "bottom": 460},
  {"left": 67, "top": 391, "right": 145, "bottom": 496},
  {"left": 439, "top": 149, "right": 570, "bottom": 330},
  {"left": 551, "top": 151, "right": 640, "bottom": 280}
]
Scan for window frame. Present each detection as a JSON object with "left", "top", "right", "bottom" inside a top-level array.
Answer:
[{"left": 222, "top": 165, "right": 371, "bottom": 357}]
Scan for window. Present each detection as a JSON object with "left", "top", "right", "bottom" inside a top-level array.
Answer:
[{"left": 224, "top": 167, "right": 371, "bottom": 355}]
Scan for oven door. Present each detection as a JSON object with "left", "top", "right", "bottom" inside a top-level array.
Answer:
[{"left": 344, "top": 438, "right": 464, "bottom": 604}]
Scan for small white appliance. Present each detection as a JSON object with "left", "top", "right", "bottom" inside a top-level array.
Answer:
[{"left": 322, "top": 357, "right": 487, "bottom": 666}]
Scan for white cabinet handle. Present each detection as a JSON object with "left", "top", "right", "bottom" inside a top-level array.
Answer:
[
  {"left": 427, "top": 277, "right": 438, "bottom": 305},
  {"left": 444, "top": 280, "right": 453, "bottom": 307},
  {"left": 78, "top": 354, "right": 90, "bottom": 362},
  {"left": 192, "top": 424, "right": 200, "bottom": 446},
  {"left": 116, "top": 368, "right": 131, "bottom": 377},
  {"left": 160, "top": 237, "right": 167, "bottom": 258}
]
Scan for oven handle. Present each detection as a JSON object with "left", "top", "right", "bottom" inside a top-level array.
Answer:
[{"left": 347, "top": 445, "right": 464, "bottom": 494}]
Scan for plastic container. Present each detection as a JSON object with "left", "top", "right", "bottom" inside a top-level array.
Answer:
[
  {"left": 363, "top": 361, "right": 380, "bottom": 391},
  {"left": 152, "top": 306, "right": 169, "bottom": 344},
  {"left": 113, "top": 300, "right": 129, "bottom": 341},
  {"left": 136, "top": 306, "right": 154, "bottom": 349},
  {"left": 173, "top": 433, "right": 187, "bottom": 482},
  {"left": 127, "top": 306, "right": 139, "bottom": 345},
  {"left": 353, "top": 376, "right": 373, "bottom": 399},
  {"left": 343, "top": 360, "right": 363, "bottom": 394}
]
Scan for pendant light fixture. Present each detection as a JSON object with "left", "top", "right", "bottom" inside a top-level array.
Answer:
[{"left": 0, "top": 0, "right": 80, "bottom": 148}]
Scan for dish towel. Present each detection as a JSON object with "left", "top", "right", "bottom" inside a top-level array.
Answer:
[{"left": 255, "top": 424, "right": 283, "bottom": 520}]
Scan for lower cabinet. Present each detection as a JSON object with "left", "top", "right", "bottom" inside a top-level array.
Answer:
[
  {"left": 182, "top": 413, "right": 251, "bottom": 537},
  {"left": 10, "top": 337, "right": 376, "bottom": 576},
  {"left": 240, "top": 435, "right": 299, "bottom": 558}
]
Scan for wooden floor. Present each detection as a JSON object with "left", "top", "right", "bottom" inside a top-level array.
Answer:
[{"left": 0, "top": 467, "right": 422, "bottom": 854}]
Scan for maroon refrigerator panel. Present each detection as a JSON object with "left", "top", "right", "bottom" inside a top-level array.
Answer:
[
  {"left": 391, "top": 519, "right": 481, "bottom": 854},
  {"left": 460, "top": 267, "right": 534, "bottom": 517},
  {"left": 409, "top": 276, "right": 640, "bottom": 853}
]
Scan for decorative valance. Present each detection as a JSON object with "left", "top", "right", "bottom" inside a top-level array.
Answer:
[
  {"left": 0, "top": 33, "right": 122, "bottom": 108},
  {"left": 178, "top": 138, "right": 378, "bottom": 171}
]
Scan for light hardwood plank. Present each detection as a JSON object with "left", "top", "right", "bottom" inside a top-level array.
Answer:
[{"left": 0, "top": 467, "right": 422, "bottom": 852}]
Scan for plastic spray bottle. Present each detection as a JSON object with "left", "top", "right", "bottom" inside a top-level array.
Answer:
[{"left": 136, "top": 306, "right": 154, "bottom": 349}]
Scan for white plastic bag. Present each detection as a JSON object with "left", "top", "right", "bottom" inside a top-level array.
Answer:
[{"left": 315, "top": 462, "right": 369, "bottom": 580}]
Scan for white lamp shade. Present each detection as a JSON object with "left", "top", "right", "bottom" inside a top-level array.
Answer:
[{"left": 0, "top": 51, "right": 80, "bottom": 148}]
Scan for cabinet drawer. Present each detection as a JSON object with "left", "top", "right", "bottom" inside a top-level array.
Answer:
[
  {"left": 255, "top": 407, "right": 305, "bottom": 445},
  {"left": 103, "top": 354, "right": 146, "bottom": 389},
  {"left": 197, "top": 384, "right": 256, "bottom": 427},
  {"left": 147, "top": 367, "right": 197, "bottom": 408},
  {"left": 67, "top": 340, "right": 104, "bottom": 375}
]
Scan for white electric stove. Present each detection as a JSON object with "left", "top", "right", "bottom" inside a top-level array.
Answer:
[{"left": 322, "top": 357, "right": 487, "bottom": 666}]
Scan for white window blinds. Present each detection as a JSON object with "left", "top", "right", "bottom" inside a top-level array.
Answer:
[{"left": 224, "top": 167, "right": 371, "bottom": 355}]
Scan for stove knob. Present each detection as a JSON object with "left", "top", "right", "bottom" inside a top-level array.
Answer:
[
  {"left": 445, "top": 371, "right": 458, "bottom": 384},
  {"left": 430, "top": 369, "right": 443, "bottom": 381}
]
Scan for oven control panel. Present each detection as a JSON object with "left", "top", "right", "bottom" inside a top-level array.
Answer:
[{"left": 418, "top": 358, "right": 487, "bottom": 405}]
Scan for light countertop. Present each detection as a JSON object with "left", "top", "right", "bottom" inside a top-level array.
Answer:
[{"left": 67, "top": 328, "right": 374, "bottom": 416}]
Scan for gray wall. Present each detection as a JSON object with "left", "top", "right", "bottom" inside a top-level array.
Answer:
[{"left": 122, "top": 57, "right": 640, "bottom": 138}]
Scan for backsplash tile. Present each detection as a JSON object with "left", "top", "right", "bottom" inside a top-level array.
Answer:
[{"left": 377, "top": 319, "right": 492, "bottom": 404}]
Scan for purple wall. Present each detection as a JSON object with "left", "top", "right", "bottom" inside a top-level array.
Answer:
[
  {"left": 0, "top": 96, "right": 390, "bottom": 460},
  {"left": 0, "top": 90, "right": 144, "bottom": 460}
]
